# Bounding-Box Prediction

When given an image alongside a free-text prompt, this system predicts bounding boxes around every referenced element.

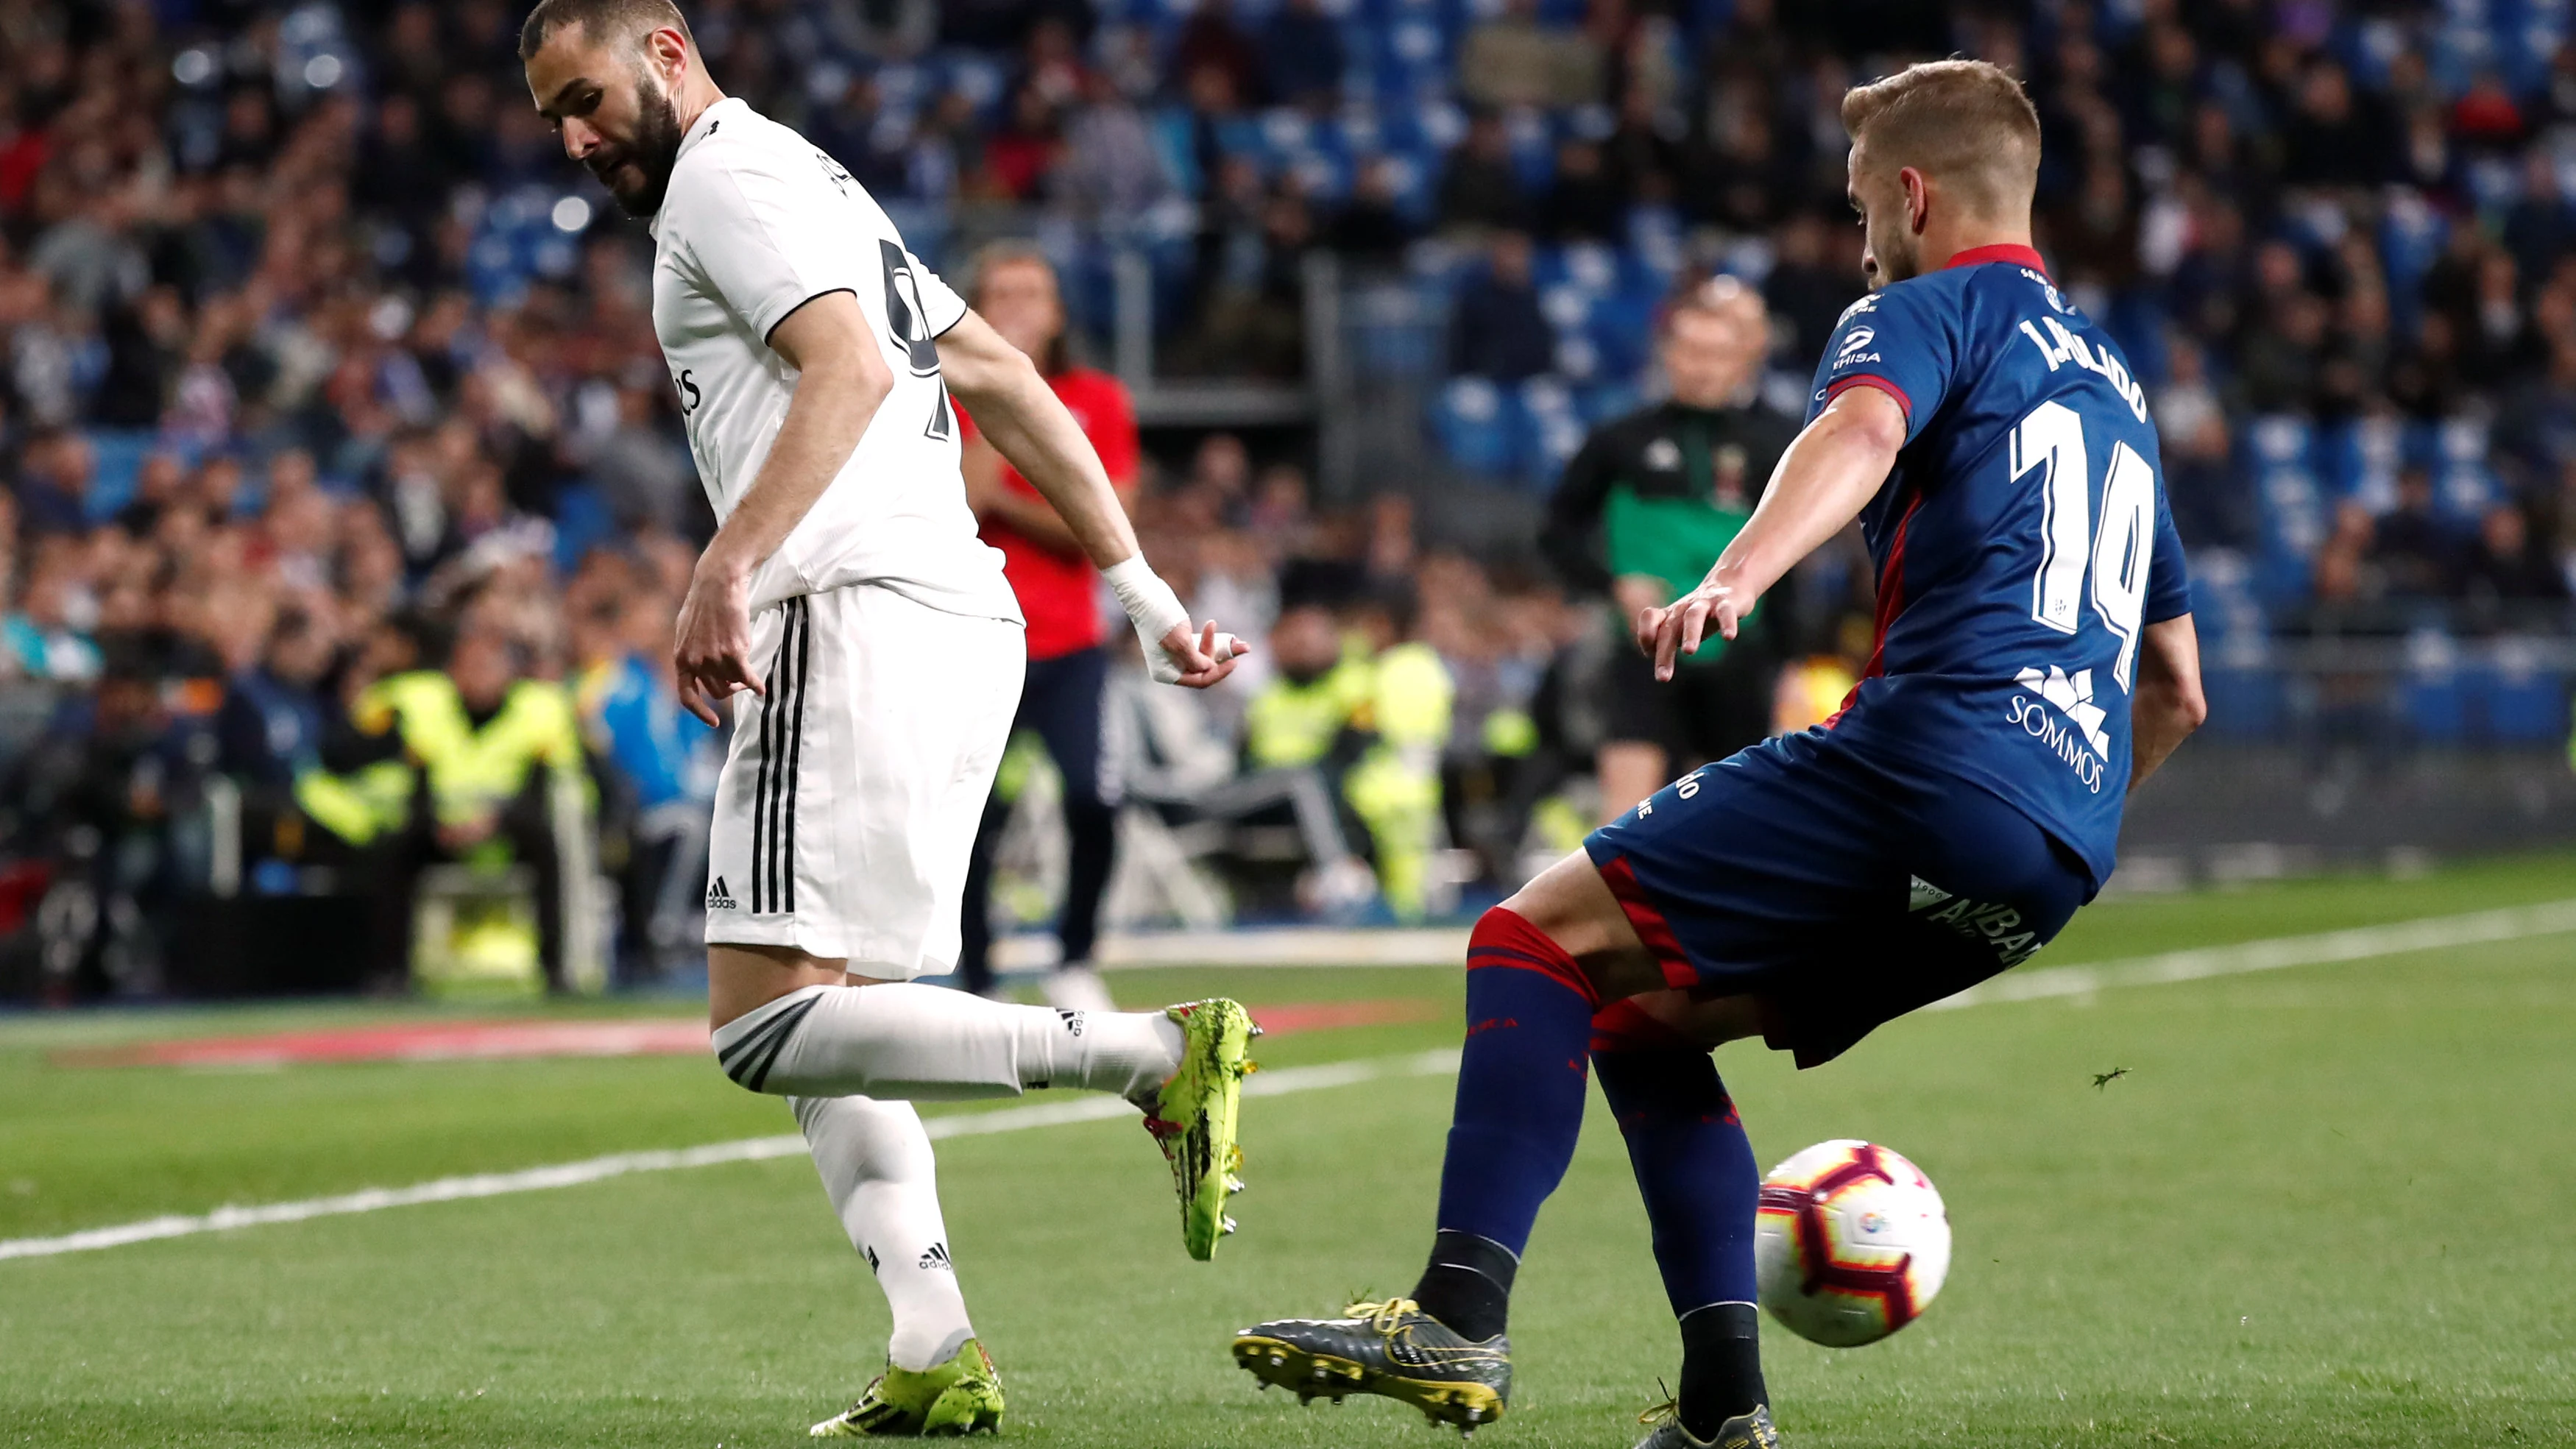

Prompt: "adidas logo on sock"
[705,876,736,910]
[919,1243,952,1271]
[1056,1009,1086,1037]
[865,1247,880,1272]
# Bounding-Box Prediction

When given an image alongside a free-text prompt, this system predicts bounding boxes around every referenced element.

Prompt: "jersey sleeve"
[2144,481,2192,623]
[1807,283,1958,445]
[914,258,968,337]
[683,149,880,344]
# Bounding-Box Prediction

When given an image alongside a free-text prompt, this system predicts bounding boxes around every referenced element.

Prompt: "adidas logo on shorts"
[1057,1009,1086,1037]
[706,876,736,910]
[919,1243,953,1271]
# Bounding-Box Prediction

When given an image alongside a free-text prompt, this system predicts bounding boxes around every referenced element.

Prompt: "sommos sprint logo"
[2007,665,2111,793]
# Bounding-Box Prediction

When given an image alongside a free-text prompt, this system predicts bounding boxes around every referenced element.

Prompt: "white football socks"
[715,983,1185,1103]
[792,1094,974,1372]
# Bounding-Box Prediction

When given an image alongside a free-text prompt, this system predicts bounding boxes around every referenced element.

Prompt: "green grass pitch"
[2,855,2573,1447]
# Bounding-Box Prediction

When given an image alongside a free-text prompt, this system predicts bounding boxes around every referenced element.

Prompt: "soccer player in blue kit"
[1232,60,2209,1448]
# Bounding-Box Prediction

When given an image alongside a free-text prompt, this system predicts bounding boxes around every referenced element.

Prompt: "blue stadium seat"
[2430,416,2500,521]
[551,483,616,574]
[2316,414,2404,511]
[1431,375,1520,478]
[1588,288,1659,380]
[1627,207,1686,283]
[1582,380,1643,424]
[2474,659,2572,743]
[2404,672,2468,742]
[1517,376,1587,489]
[81,430,164,523]
[2248,414,2324,550]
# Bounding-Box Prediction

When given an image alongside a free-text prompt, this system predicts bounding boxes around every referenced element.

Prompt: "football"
[1754,1140,1952,1347]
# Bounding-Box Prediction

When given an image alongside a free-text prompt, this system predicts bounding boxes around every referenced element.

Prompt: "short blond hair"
[1840,59,2041,219]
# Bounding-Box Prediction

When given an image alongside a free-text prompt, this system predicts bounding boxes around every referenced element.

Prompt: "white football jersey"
[648,97,1021,624]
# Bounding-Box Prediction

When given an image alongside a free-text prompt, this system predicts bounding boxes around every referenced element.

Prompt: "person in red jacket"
[954,244,1141,1010]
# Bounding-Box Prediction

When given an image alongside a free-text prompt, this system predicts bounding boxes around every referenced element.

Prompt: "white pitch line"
[10,897,2572,1266]
[1926,897,2576,1010]
[0,1049,1462,1264]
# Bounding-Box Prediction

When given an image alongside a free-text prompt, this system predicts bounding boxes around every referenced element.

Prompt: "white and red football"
[1753,1139,1952,1347]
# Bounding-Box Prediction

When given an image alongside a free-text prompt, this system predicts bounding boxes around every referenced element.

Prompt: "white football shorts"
[704,583,1025,977]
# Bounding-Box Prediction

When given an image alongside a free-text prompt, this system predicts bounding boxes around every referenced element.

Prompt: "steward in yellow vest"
[1240,584,1454,921]
[300,626,591,990]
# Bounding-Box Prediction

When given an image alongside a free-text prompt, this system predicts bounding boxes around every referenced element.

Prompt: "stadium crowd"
[4,0,2576,999]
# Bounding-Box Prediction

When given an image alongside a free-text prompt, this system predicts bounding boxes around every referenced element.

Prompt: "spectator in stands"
[216,609,333,793]
[13,429,91,537]
[2285,59,2398,191]
[574,588,715,984]
[981,79,1063,202]
[2,541,100,684]
[1435,110,1533,236]
[1448,230,1552,383]
[2457,503,2571,625]
[2156,337,2253,548]
[1185,167,1315,379]
[2375,468,2464,601]
[1,645,202,995]
[2504,152,2575,285]
[1541,138,1624,242]
[2498,335,2576,484]
[806,74,911,197]
[1329,156,1419,262]
[1760,210,1855,366]
[1174,0,1263,110]
[1057,68,1174,224]
[1460,0,1599,111]
[1263,0,1347,114]
[2237,287,2329,415]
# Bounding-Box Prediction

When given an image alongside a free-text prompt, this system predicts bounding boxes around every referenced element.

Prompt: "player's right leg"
[707,589,1252,1259]
[1232,852,1668,1431]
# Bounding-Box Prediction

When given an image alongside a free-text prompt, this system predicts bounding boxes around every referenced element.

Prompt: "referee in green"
[1543,276,1800,821]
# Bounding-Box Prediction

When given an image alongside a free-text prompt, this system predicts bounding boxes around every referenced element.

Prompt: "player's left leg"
[793,1094,1006,1437]
[1590,1000,1777,1449]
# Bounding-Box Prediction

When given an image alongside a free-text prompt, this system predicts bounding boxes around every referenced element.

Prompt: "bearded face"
[587,63,685,218]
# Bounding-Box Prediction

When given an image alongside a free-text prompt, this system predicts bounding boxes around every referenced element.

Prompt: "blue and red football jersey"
[1804,244,2191,887]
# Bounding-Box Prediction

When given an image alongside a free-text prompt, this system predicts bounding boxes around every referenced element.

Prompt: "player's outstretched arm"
[673,291,892,724]
[935,310,1242,688]
[1638,384,1906,680]
[2129,615,2207,791]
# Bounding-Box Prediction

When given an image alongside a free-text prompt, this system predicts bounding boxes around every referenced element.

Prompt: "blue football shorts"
[1584,727,2094,1067]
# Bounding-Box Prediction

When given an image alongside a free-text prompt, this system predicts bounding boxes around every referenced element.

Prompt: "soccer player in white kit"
[521,1,1255,1434]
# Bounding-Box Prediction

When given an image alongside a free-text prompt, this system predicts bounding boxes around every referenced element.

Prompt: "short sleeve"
[1805,283,1957,445]
[2144,481,2192,623]
[684,151,877,344]
[914,259,968,336]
